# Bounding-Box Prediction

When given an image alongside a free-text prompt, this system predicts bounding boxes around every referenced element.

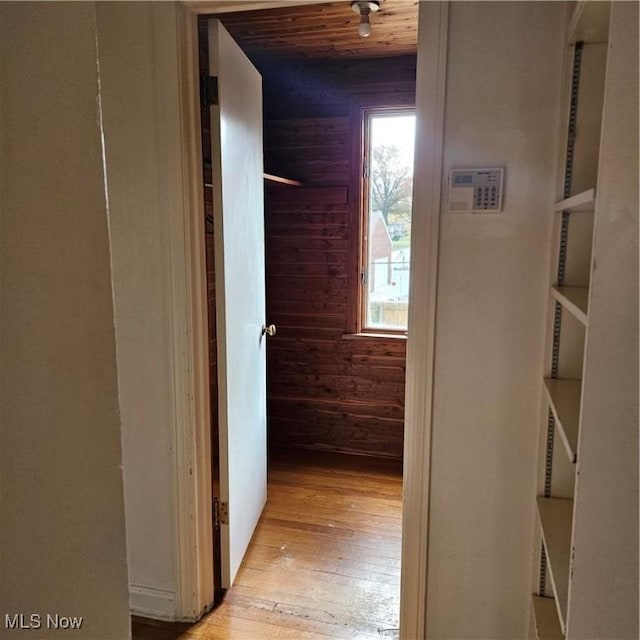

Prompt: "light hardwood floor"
[133,448,402,640]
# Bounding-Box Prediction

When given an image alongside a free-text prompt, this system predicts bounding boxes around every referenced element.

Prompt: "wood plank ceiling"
[218,0,418,60]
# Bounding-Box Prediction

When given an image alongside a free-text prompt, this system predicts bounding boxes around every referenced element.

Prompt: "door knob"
[262,324,276,337]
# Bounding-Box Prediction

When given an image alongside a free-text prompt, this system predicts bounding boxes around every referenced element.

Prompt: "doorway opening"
[198,3,417,637]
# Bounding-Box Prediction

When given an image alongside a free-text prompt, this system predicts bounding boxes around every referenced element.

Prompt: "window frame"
[347,94,416,338]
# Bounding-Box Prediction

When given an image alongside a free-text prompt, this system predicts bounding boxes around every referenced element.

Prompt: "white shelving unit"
[532,1,639,637]
[531,2,622,638]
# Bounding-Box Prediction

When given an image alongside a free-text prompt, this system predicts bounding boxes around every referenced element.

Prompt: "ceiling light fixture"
[351,1,380,38]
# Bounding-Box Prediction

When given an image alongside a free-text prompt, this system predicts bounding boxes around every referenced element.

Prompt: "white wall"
[0,3,131,638]
[95,1,186,619]
[567,2,639,637]
[424,2,565,637]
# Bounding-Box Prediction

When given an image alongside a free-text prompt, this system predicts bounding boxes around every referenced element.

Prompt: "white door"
[209,19,267,588]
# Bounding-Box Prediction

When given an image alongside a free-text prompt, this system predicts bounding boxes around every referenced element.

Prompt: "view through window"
[364,110,416,331]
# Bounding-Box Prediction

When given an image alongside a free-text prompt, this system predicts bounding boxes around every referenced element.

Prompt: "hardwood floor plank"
[219,584,395,639]
[261,503,401,532]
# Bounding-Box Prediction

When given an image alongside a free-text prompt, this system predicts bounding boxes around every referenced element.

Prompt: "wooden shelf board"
[543,378,581,463]
[568,0,610,44]
[532,596,564,640]
[554,188,596,213]
[536,497,573,634]
[264,173,302,187]
[267,185,348,204]
[551,286,589,326]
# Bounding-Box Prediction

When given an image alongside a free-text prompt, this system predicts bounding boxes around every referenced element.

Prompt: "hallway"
[134,449,402,639]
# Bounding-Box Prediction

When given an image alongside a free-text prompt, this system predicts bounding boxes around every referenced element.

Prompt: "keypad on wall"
[448,168,504,213]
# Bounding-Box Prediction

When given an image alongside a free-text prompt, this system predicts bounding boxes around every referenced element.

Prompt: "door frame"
[399,3,448,638]
[171,1,449,634]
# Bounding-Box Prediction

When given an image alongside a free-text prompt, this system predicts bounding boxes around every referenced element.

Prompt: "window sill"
[342,332,407,341]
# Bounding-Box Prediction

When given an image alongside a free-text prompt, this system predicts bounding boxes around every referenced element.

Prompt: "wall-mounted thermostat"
[448,168,504,213]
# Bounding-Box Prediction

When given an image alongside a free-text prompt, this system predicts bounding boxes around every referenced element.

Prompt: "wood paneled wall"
[259,55,416,459]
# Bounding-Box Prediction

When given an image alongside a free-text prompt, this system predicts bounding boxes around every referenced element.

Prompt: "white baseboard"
[129,585,177,621]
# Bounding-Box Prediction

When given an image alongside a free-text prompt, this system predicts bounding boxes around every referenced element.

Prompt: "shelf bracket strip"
[539,40,584,597]
[563,41,584,200]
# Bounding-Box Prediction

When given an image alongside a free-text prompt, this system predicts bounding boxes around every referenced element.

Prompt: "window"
[360,107,416,333]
